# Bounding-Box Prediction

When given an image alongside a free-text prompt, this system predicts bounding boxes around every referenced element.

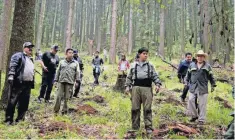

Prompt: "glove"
[211,86,215,92]
[8,75,14,85]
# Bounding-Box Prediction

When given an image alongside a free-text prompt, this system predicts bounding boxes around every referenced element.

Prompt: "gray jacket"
[125,61,161,87]
[55,59,80,85]
[184,62,216,94]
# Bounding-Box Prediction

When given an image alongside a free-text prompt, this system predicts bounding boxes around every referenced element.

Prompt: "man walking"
[38,45,60,103]
[125,47,161,138]
[54,48,80,114]
[5,42,35,125]
[177,53,192,102]
[92,51,104,85]
[73,50,84,98]
[185,50,216,125]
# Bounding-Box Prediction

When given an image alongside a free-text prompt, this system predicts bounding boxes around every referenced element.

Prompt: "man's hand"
[155,85,160,93]
[8,75,14,85]
[211,86,215,92]
[125,87,130,95]
[54,82,58,88]
[43,66,48,72]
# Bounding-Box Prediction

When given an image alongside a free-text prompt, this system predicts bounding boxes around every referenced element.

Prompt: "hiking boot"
[124,130,137,139]
[198,121,205,125]
[73,95,79,98]
[189,117,198,122]
[146,129,153,139]
[180,97,185,102]
[45,100,53,104]
[62,111,68,115]
[37,97,43,103]
[4,120,13,125]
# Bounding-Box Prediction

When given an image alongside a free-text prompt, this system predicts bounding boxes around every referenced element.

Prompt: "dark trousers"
[180,75,189,99]
[180,85,189,99]
[73,81,81,97]
[93,71,100,85]
[5,82,31,122]
[39,72,55,100]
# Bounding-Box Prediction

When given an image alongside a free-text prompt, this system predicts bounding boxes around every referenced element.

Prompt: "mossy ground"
[0,54,233,139]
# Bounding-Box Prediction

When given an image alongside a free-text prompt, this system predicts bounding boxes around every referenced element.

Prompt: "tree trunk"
[180,0,185,54]
[35,0,47,50]
[159,0,165,58]
[202,0,212,62]
[128,1,133,55]
[79,0,84,46]
[109,0,117,64]
[192,0,198,48]
[1,0,35,108]
[65,0,75,50]
[0,0,13,91]
[51,0,59,44]
[97,0,104,52]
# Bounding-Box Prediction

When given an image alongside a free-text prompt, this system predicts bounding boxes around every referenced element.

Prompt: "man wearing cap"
[125,47,161,138]
[54,48,80,114]
[185,50,216,125]
[73,50,84,98]
[92,51,104,85]
[38,45,60,103]
[5,42,35,125]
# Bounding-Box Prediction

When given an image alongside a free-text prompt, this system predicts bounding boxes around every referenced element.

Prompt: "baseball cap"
[23,42,34,48]
[51,45,59,51]
[73,50,78,54]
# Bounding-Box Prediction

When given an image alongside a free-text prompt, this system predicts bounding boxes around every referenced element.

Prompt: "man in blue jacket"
[5,42,35,125]
[177,52,192,102]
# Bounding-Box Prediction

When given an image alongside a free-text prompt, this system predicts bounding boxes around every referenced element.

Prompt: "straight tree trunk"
[192,0,197,48]
[159,0,165,58]
[203,0,211,61]
[65,0,75,50]
[79,0,84,45]
[180,0,185,54]
[51,0,59,44]
[109,0,117,64]
[128,1,133,55]
[1,0,36,108]
[0,0,13,91]
[35,0,47,50]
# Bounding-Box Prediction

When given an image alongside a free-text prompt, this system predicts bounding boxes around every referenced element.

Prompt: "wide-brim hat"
[195,50,208,58]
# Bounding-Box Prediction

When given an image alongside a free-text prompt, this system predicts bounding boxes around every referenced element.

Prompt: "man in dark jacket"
[5,42,35,125]
[185,50,216,125]
[38,45,59,103]
[178,52,192,102]
[92,51,104,85]
[73,50,84,98]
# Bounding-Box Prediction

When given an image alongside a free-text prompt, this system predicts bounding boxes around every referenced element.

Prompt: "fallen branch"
[158,54,178,70]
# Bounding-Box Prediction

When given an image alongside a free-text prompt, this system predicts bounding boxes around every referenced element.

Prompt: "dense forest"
[0,0,234,65]
[0,0,234,139]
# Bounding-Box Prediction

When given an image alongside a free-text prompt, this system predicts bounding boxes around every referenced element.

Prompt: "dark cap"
[23,42,34,48]
[51,45,59,51]
[73,50,78,54]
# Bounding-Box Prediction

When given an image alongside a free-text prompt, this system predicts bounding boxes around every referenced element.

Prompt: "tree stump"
[114,73,127,92]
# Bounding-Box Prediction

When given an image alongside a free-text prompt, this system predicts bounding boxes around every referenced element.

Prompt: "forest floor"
[0,54,233,139]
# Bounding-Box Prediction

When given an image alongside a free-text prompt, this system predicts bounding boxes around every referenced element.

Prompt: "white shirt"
[23,56,34,81]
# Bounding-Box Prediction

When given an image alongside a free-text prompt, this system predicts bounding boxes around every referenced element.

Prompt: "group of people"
[4,42,104,124]
[3,42,233,139]
[124,48,218,138]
